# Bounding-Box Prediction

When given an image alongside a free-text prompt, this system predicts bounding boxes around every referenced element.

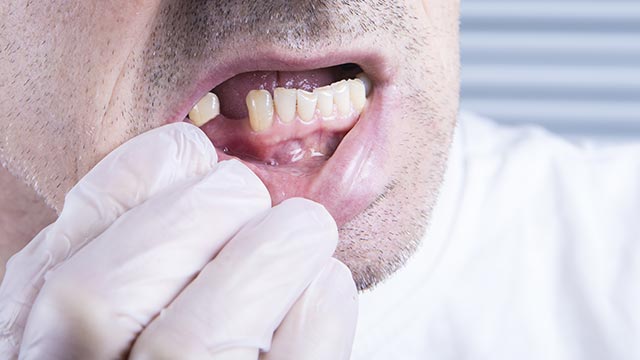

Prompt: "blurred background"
[459,0,640,141]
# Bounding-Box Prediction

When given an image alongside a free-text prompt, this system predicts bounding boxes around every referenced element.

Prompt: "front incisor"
[314,86,334,118]
[246,90,274,132]
[296,90,318,123]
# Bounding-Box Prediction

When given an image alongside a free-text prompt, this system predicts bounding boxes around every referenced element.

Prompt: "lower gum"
[220,132,343,167]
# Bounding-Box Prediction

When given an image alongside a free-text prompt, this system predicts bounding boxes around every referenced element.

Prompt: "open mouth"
[168,53,395,226]
[196,63,369,167]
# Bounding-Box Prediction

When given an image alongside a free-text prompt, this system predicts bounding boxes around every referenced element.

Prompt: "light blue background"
[460,0,640,140]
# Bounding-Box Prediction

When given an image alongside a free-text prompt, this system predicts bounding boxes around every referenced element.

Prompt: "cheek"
[49,2,161,168]
[418,0,461,40]
[78,3,160,162]
[0,1,162,209]
[418,0,461,93]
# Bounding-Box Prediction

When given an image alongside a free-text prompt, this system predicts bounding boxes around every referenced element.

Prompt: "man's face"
[0,0,459,289]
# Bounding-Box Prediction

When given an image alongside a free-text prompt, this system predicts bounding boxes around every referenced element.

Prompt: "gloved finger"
[260,258,358,360]
[129,198,338,360]
[18,159,270,360]
[0,122,216,356]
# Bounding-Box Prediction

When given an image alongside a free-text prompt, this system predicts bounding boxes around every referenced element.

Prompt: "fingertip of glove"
[321,259,358,301]
[213,159,271,206]
[272,198,339,256]
[280,198,337,233]
[161,122,217,163]
[90,122,218,175]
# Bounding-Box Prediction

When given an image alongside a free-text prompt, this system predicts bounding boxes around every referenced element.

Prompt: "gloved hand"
[0,122,358,359]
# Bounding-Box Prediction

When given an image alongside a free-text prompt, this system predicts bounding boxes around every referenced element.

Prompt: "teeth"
[274,88,297,124]
[356,73,372,96]
[246,90,274,132]
[348,79,366,113]
[296,90,318,123]
[331,80,350,116]
[188,92,220,127]
[314,86,334,119]
[241,74,372,129]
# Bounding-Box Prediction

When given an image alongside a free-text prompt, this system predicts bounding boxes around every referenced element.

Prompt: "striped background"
[459,0,640,139]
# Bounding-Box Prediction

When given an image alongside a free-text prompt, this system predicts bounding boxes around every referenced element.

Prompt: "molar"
[188,92,220,127]
[246,90,274,132]
[296,90,318,123]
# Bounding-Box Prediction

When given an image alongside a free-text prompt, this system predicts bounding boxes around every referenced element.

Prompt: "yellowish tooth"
[331,80,350,116]
[188,92,220,127]
[356,72,372,96]
[314,86,334,119]
[296,89,318,123]
[246,90,274,132]
[348,79,366,113]
[274,88,297,124]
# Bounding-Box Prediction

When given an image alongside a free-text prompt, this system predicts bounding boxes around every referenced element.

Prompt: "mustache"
[152,1,345,53]
[146,0,409,56]
[138,0,415,116]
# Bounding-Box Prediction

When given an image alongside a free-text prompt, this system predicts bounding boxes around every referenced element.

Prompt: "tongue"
[213,64,361,119]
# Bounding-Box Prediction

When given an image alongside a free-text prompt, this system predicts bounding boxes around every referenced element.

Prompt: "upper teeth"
[188,73,371,132]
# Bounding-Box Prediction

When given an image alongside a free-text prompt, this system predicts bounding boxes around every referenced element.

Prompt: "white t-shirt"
[352,112,640,359]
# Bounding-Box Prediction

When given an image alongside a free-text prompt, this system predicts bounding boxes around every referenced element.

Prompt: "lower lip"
[221,86,393,227]
[177,84,395,227]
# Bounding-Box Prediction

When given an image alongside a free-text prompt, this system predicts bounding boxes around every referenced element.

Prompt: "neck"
[0,166,57,281]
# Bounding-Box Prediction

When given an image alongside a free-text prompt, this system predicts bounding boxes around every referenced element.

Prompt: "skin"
[0,0,460,288]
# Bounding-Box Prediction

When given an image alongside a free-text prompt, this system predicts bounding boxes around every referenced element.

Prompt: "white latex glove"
[0,122,358,359]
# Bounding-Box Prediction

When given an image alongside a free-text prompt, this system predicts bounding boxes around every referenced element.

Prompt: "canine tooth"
[348,79,366,113]
[296,89,318,123]
[331,80,350,116]
[314,86,334,118]
[246,90,274,132]
[274,88,296,124]
[188,92,220,127]
[356,73,372,96]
